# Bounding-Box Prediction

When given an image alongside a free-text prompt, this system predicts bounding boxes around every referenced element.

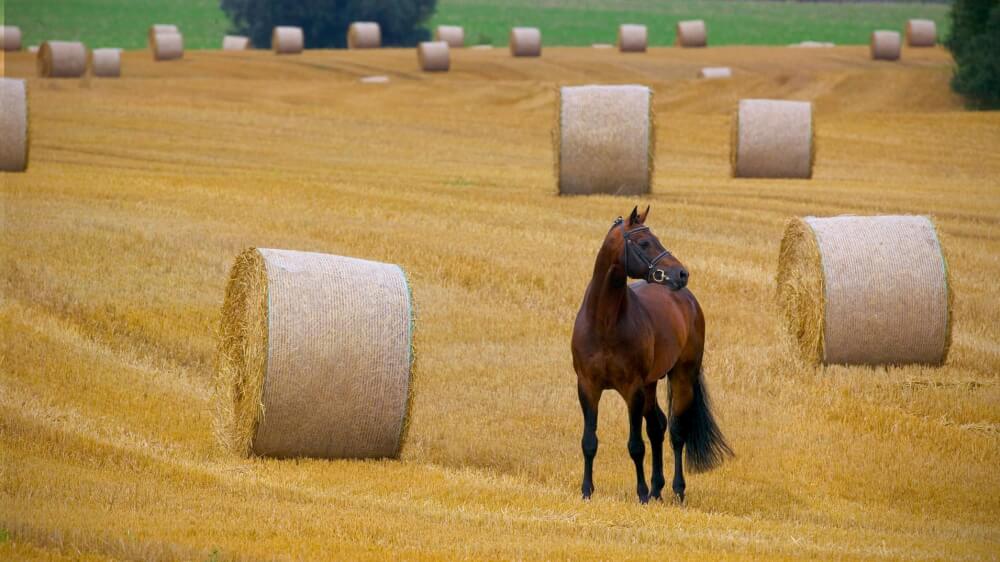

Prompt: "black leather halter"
[615,217,671,284]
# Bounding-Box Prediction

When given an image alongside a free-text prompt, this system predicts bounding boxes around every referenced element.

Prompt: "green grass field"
[4,0,951,50]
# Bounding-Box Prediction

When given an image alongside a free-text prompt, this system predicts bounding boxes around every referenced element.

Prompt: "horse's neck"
[585,244,630,336]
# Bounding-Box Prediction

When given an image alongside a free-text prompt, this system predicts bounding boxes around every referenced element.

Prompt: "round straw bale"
[871,30,901,61]
[2,26,22,51]
[675,20,707,47]
[0,78,28,172]
[905,19,937,47]
[731,99,813,179]
[618,24,647,53]
[223,35,251,50]
[151,32,183,61]
[148,24,178,48]
[556,85,653,196]
[435,25,464,48]
[510,27,541,57]
[699,66,731,79]
[272,26,303,54]
[418,41,450,72]
[216,248,414,459]
[776,215,951,366]
[90,48,121,77]
[37,41,87,78]
[348,22,381,49]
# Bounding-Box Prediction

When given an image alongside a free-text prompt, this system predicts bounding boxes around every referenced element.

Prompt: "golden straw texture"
[348,22,381,49]
[510,27,542,57]
[699,66,731,79]
[90,48,121,78]
[732,99,813,179]
[37,41,87,78]
[871,30,902,61]
[435,25,464,48]
[272,27,303,54]
[222,35,251,51]
[905,19,937,47]
[676,20,707,47]
[418,41,450,72]
[617,24,647,53]
[556,85,653,195]
[2,26,22,51]
[0,78,28,172]
[152,32,183,61]
[776,217,825,364]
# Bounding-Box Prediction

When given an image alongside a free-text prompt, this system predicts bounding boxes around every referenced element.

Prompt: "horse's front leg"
[626,385,650,503]
[578,381,601,500]
[643,382,667,501]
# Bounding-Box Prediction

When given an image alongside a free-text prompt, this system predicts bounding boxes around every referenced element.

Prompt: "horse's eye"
[639,240,650,249]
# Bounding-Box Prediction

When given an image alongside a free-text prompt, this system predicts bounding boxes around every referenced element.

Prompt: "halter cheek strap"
[616,218,671,284]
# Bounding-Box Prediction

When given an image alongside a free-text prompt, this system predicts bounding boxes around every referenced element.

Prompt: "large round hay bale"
[871,30,901,61]
[418,41,450,72]
[2,26,22,51]
[151,32,183,61]
[0,78,28,172]
[556,85,653,196]
[37,41,87,78]
[435,25,464,48]
[148,24,178,48]
[348,22,381,49]
[272,26,303,54]
[699,66,731,79]
[90,48,121,78]
[618,24,647,53]
[905,19,937,47]
[776,215,951,366]
[676,20,707,47]
[216,248,414,459]
[510,27,541,57]
[222,35,251,50]
[731,99,813,179]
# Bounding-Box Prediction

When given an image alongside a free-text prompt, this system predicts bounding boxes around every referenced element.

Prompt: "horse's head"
[611,206,689,291]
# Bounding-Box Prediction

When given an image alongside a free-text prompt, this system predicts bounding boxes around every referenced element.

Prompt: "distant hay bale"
[871,30,901,61]
[222,35,251,50]
[675,20,707,47]
[776,215,951,366]
[789,41,835,48]
[731,99,813,179]
[699,66,731,79]
[418,41,450,72]
[37,41,87,78]
[618,24,647,53]
[510,27,541,57]
[905,19,937,47]
[348,22,381,49]
[360,75,390,84]
[216,248,414,459]
[151,32,183,61]
[90,48,121,78]
[2,26,22,51]
[556,85,653,196]
[435,25,464,48]
[272,26,303,54]
[0,78,28,172]
[148,24,178,48]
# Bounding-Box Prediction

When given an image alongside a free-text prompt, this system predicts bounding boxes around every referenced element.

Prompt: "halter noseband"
[615,217,671,284]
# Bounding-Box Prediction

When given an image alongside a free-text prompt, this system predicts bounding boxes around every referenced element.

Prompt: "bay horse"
[571,206,732,503]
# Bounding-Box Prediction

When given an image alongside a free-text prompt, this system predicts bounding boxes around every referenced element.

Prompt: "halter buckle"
[651,269,667,283]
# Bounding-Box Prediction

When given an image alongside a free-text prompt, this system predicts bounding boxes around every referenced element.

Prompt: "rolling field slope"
[1,46,999,560]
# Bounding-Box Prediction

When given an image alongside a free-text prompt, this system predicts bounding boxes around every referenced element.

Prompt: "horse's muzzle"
[651,266,688,290]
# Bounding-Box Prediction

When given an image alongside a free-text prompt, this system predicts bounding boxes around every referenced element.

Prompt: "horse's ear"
[628,206,640,226]
[638,205,650,224]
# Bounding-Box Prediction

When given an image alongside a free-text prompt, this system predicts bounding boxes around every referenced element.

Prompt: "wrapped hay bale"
[216,248,414,459]
[871,30,901,61]
[348,22,381,49]
[510,27,541,57]
[731,99,813,179]
[2,26,22,51]
[556,85,653,196]
[905,19,937,47]
[148,24,178,48]
[0,78,28,172]
[699,66,731,79]
[676,20,707,47]
[618,24,647,53]
[90,48,121,78]
[37,41,87,78]
[418,41,450,72]
[223,35,251,50]
[152,32,183,61]
[272,26,303,54]
[776,215,951,366]
[435,25,464,48]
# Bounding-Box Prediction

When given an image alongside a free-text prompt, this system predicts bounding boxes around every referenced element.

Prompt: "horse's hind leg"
[668,365,695,504]
[643,382,667,501]
[578,381,601,500]
[626,385,650,503]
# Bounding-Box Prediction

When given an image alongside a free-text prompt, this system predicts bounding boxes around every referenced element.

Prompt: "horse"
[571,206,732,504]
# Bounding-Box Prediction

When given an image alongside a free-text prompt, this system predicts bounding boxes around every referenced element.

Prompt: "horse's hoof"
[650,492,663,502]
[638,494,650,504]
[674,492,685,505]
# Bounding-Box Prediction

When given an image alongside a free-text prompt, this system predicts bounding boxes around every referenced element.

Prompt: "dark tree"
[221,0,437,49]
[946,0,1000,109]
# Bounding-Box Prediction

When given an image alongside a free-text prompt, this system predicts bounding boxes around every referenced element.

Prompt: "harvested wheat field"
[1,45,999,560]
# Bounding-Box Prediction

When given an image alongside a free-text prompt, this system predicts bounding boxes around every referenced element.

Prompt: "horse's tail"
[678,366,733,473]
